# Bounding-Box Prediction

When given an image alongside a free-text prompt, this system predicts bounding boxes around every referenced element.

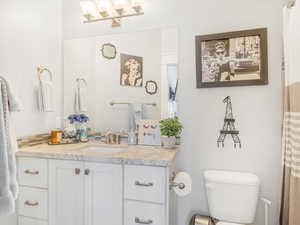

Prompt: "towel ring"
[76,78,87,87]
[37,66,53,81]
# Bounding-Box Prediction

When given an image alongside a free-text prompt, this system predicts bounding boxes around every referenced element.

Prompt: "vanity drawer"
[124,201,165,225]
[18,216,48,225]
[124,165,166,204]
[18,187,48,220]
[18,158,48,188]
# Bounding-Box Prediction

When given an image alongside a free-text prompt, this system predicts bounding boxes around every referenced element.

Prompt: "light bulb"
[80,1,98,20]
[97,0,109,12]
[131,0,142,7]
[114,0,127,10]
[97,0,110,17]
[131,0,143,13]
[80,1,96,14]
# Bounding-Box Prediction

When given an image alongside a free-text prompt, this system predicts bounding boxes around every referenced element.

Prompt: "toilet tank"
[204,170,260,224]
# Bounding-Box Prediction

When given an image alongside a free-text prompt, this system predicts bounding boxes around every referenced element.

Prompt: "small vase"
[63,122,77,138]
[161,136,176,149]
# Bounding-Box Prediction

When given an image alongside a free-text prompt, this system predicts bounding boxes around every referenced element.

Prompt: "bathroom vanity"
[15,26,180,225]
[16,143,178,225]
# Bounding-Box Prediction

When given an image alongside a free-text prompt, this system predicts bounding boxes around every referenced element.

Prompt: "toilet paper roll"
[173,172,192,197]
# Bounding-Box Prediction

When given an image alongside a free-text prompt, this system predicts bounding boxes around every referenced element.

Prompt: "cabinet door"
[49,160,84,225]
[84,163,123,225]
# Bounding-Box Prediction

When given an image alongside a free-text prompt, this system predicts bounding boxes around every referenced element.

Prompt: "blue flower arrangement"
[68,114,89,124]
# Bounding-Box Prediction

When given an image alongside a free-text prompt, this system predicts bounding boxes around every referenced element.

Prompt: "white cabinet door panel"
[49,160,84,225]
[84,162,123,225]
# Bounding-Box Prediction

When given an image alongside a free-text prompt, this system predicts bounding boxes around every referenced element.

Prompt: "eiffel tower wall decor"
[217,96,241,148]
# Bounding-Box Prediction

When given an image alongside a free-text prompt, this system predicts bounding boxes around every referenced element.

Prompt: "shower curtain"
[280,2,300,225]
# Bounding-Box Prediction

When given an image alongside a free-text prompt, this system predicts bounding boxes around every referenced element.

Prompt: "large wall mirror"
[63,27,179,133]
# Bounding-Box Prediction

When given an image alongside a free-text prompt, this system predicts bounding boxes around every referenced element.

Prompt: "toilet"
[204,170,260,225]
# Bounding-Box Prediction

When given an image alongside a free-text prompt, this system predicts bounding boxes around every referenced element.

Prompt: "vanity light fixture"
[80,0,144,27]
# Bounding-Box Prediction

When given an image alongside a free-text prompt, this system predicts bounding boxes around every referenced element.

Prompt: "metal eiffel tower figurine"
[217,96,241,148]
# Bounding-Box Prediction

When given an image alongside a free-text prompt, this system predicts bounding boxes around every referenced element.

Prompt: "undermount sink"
[80,145,124,153]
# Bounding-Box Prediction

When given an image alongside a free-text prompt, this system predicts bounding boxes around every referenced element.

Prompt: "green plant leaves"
[159,117,183,137]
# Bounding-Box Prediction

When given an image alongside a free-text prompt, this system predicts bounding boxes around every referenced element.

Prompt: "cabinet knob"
[84,169,90,176]
[135,217,153,224]
[24,200,39,207]
[75,168,81,175]
[135,181,154,187]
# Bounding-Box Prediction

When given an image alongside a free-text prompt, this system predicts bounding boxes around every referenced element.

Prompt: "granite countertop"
[16,141,178,167]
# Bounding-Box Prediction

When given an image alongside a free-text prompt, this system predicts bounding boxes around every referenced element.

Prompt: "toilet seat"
[217,222,244,225]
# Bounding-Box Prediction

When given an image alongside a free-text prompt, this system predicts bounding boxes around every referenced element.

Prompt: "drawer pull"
[135,181,154,187]
[75,168,81,175]
[24,170,39,175]
[135,217,153,224]
[24,200,39,207]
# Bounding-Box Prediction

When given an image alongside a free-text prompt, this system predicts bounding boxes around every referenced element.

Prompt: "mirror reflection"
[101,43,117,59]
[63,27,178,134]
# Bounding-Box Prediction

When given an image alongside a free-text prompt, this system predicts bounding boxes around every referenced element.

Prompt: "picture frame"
[120,53,143,87]
[195,28,268,88]
[145,80,158,95]
[101,43,117,59]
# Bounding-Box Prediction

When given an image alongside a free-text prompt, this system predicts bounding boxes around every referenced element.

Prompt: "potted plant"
[159,117,183,149]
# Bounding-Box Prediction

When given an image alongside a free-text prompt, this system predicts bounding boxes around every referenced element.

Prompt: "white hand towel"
[0,76,22,215]
[74,86,87,113]
[78,86,87,112]
[133,103,143,122]
[39,80,54,112]
[128,103,145,132]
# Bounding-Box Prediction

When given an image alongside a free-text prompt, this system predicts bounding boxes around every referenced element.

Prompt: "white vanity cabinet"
[17,156,173,225]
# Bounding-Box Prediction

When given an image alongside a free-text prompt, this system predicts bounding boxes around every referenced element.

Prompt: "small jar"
[51,130,62,144]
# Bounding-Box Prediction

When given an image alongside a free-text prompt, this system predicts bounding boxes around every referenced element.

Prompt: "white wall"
[64,29,162,132]
[0,0,62,224]
[63,0,284,225]
[0,0,62,138]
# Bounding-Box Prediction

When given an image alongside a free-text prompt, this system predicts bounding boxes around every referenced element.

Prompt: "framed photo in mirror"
[145,80,158,95]
[120,54,143,87]
[101,43,117,59]
[195,28,268,88]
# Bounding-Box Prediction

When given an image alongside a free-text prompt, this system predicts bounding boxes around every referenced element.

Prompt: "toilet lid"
[217,222,244,225]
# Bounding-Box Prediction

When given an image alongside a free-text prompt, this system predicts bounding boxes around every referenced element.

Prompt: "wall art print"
[195,28,268,88]
[120,53,143,87]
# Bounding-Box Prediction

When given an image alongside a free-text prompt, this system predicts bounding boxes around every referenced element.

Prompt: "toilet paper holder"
[169,172,186,190]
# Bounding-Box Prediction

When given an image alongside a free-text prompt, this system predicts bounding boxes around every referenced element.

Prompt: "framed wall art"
[120,53,143,87]
[145,80,158,95]
[195,28,268,88]
[101,43,117,59]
